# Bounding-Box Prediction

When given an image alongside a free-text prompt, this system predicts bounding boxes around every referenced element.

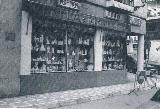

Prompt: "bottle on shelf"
[47,46,50,53]
[68,39,71,45]
[39,34,44,43]
[46,37,50,44]
[52,47,55,53]
[78,37,83,44]
[72,51,75,56]
[40,43,45,52]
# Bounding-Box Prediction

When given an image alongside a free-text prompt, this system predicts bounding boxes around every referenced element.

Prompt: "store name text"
[130,16,141,27]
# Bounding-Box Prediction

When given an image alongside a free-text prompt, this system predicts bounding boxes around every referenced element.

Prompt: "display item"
[102,34,126,70]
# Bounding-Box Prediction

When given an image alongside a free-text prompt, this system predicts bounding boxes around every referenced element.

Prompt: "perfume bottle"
[40,43,45,51]
[78,37,83,44]
[68,39,71,45]
[46,37,50,44]
[39,34,44,43]
[47,46,50,53]
[72,51,75,56]
[68,59,73,68]
[52,47,55,53]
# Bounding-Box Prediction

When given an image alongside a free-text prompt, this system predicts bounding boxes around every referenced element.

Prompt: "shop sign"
[52,8,127,31]
[57,0,80,10]
[105,10,121,20]
[26,2,128,32]
[129,16,141,27]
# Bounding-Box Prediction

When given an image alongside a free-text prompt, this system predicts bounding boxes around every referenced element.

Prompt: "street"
[56,89,158,109]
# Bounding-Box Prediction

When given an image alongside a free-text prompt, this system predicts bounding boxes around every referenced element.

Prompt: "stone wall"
[0,0,22,97]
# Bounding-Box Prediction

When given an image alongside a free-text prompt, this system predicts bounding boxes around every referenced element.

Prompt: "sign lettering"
[130,16,141,26]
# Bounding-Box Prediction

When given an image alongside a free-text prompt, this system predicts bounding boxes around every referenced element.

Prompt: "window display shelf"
[31,19,94,73]
[47,63,63,65]
[103,60,122,62]
[32,60,46,62]
[102,35,126,70]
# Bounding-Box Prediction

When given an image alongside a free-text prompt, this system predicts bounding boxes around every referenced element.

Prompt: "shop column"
[94,29,103,71]
[137,35,144,71]
[20,11,32,75]
[0,0,22,97]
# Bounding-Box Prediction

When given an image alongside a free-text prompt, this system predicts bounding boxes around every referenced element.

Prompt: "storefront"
[128,15,146,72]
[19,0,129,95]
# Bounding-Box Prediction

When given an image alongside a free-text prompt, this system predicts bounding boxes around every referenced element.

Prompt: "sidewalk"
[0,73,159,109]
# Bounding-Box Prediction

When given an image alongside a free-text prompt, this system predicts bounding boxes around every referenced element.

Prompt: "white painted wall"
[94,29,103,71]
[20,11,32,75]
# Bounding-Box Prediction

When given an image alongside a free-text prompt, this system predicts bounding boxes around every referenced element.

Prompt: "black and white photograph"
[0,0,160,108]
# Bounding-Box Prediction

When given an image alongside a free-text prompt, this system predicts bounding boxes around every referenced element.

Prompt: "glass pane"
[67,27,94,72]
[31,20,66,73]
[102,34,126,70]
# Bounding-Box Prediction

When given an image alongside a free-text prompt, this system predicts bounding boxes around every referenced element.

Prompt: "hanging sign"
[58,0,80,10]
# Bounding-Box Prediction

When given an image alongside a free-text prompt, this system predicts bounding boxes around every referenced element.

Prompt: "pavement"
[57,88,158,109]
[0,73,159,109]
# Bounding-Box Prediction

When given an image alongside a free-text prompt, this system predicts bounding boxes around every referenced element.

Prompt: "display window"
[31,21,66,73]
[102,33,126,70]
[31,19,94,73]
[67,29,94,72]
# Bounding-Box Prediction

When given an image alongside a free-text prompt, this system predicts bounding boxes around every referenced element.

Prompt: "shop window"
[67,30,94,72]
[102,34,126,70]
[31,25,66,73]
[31,19,94,73]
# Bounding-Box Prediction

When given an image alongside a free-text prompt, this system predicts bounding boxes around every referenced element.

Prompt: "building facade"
[0,0,147,97]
